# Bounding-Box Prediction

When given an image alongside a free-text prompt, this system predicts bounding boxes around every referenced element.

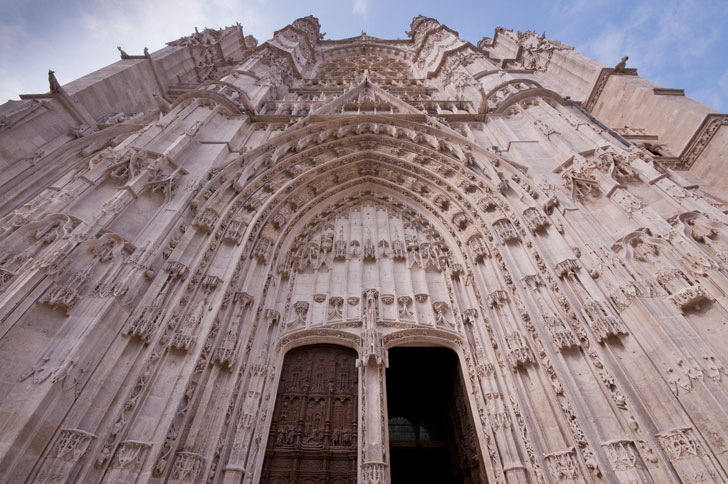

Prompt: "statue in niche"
[349,240,361,259]
[363,289,379,327]
[392,236,406,259]
[321,227,334,253]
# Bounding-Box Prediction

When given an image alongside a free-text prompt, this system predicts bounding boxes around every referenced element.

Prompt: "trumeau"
[0,14,727,484]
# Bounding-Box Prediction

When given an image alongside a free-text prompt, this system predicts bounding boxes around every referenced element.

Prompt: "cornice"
[414,25,462,59]
[583,67,638,113]
[676,113,728,170]
[273,24,316,62]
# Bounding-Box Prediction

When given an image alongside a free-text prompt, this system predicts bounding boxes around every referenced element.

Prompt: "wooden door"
[261,345,358,483]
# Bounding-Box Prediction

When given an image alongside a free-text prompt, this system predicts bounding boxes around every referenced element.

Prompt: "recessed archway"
[386,346,486,484]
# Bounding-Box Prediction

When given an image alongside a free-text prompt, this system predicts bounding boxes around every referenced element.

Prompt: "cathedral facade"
[1,14,728,484]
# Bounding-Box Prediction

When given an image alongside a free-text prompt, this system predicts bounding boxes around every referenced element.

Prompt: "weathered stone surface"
[0,14,727,484]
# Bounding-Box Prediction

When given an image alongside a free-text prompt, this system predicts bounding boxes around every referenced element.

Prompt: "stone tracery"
[0,13,727,484]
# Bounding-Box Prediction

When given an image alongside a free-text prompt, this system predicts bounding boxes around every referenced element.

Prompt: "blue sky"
[1,0,727,112]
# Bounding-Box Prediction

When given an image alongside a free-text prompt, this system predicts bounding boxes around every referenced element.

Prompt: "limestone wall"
[0,15,727,484]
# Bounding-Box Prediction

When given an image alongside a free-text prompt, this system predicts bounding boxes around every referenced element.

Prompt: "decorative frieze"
[52,429,96,462]
[328,296,344,320]
[679,114,728,169]
[669,285,712,312]
[544,315,579,350]
[124,302,164,343]
[112,440,152,470]
[169,452,205,483]
[583,301,627,342]
[493,218,520,243]
[506,331,534,369]
[397,295,413,319]
[657,427,703,461]
[291,300,309,326]
[544,448,580,482]
[361,461,388,484]
[522,207,550,233]
[602,439,639,471]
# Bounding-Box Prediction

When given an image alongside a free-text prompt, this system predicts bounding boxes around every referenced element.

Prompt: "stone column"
[221,362,267,484]
[358,289,390,484]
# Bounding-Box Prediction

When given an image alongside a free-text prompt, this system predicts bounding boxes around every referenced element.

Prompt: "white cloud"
[353,0,369,16]
[696,68,728,111]
[580,1,725,71]
[551,0,609,16]
[0,0,284,102]
[588,29,625,67]
[573,0,727,110]
[1,0,726,112]
[0,21,25,48]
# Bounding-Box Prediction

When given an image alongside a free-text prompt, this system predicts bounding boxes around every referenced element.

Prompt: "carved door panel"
[261,345,358,483]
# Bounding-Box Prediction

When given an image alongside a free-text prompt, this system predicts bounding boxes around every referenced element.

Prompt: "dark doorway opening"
[386,347,486,484]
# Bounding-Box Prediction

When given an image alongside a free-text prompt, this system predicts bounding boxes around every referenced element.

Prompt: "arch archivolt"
[153,113,581,376]
[154,114,603,484]
[179,117,565,344]
[88,110,610,484]
[483,78,567,114]
[190,116,534,253]
[232,114,505,169]
[276,328,361,356]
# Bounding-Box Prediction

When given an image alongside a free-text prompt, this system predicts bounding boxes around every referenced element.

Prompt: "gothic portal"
[1,13,728,484]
